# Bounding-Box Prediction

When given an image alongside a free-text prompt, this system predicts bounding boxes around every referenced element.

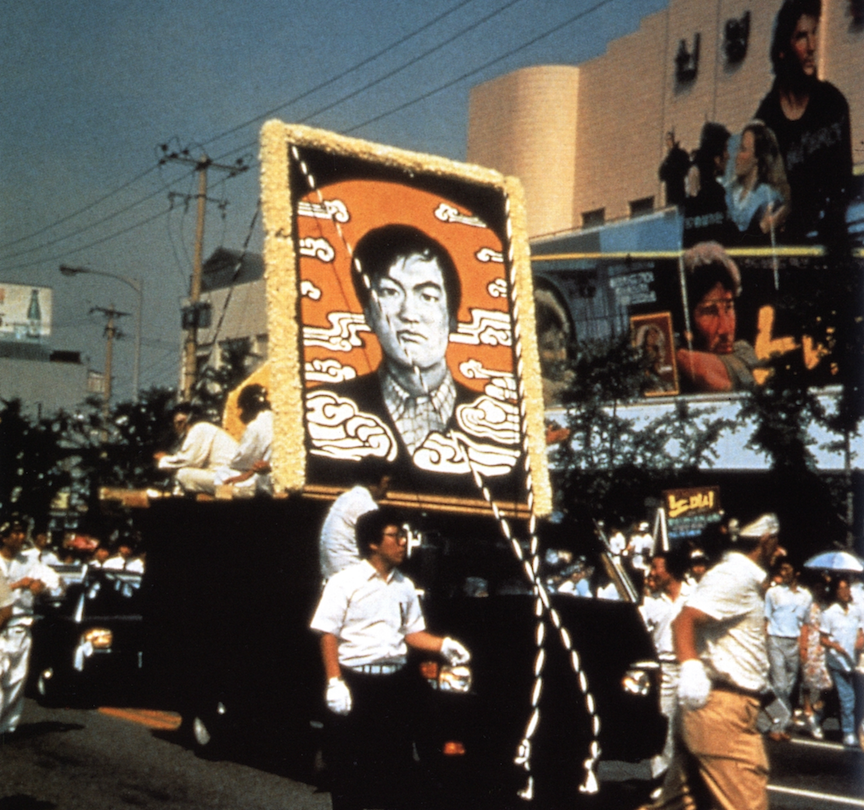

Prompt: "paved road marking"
[790,737,863,753]
[98,707,182,731]
[768,786,864,807]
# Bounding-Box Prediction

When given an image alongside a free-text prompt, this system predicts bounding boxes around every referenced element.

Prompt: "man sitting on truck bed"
[310,507,470,810]
[154,403,238,495]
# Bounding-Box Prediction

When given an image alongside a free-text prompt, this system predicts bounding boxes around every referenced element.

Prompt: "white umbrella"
[803,550,864,573]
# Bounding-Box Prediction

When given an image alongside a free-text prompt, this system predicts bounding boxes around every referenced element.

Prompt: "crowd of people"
[0,514,147,739]
[658,0,853,250]
[629,514,864,810]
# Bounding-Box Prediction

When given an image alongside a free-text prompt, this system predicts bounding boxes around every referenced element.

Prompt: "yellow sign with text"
[664,486,721,520]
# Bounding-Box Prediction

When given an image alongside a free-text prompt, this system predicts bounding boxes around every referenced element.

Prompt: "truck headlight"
[82,627,113,650]
[420,661,473,693]
[622,661,659,696]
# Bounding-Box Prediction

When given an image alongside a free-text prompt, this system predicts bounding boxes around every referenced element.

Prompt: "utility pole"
[91,305,129,420]
[158,145,249,399]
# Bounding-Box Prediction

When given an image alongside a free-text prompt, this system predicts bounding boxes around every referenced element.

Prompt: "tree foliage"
[553,335,736,526]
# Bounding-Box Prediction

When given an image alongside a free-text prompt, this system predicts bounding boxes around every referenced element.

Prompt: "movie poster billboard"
[533,245,858,402]
[260,123,550,516]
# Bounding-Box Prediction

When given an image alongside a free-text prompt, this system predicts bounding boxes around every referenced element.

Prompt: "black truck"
[129,494,664,808]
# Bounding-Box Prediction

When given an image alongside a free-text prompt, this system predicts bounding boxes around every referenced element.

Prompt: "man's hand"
[678,658,711,710]
[326,677,352,715]
[440,637,471,666]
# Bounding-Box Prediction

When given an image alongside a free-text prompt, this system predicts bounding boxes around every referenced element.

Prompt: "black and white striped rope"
[290,146,601,799]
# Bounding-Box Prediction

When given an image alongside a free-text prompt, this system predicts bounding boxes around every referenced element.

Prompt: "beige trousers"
[645,687,769,810]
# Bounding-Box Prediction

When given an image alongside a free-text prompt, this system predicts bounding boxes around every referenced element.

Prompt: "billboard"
[260,123,550,516]
[533,245,859,402]
[0,283,52,340]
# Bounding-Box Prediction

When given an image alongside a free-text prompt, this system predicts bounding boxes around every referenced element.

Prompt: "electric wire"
[200,0,480,151]
[346,0,617,134]
[0,164,159,253]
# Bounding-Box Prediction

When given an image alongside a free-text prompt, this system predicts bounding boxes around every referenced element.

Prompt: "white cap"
[738,513,779,539]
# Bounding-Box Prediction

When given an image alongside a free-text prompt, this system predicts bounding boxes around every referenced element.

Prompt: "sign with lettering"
[664,486,721,520]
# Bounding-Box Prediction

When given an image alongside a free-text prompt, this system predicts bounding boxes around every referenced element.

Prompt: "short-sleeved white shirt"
[686,551,769,692]
[0,552,61,626]
[318,487,378,580]
[764,583,812,638]
[820,602,863,673]
[640,582,691,662]
[310,560,425,669]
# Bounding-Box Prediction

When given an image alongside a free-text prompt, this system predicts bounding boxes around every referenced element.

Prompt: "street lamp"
[59,265,144,402]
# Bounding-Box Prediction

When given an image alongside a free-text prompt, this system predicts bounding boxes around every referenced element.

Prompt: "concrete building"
[467,0,864,238]
[190,247,269,376]
[0,343,91,419]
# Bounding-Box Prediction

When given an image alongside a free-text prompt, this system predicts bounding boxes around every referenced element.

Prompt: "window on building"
[629,197,655,218]
[582,208,606,229]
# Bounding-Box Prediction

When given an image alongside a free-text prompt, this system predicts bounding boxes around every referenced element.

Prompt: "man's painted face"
[693,282,736,354]
[789,14,818,77]
[367,254,451,373]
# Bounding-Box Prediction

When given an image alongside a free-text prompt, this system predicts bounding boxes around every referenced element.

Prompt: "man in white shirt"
[319,465,391,581]
[764,559,811,740]
[0,517,60,736]
[155,404,238,494]
[820,577,864,748]
[640,513,779,810]
[311,507,469,810]
[215,384,274,495]
[640,551,690,784]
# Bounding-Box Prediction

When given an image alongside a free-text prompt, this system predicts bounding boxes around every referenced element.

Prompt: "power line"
[0,205,170,273]
[347,0,618,135]
[0,164,159,254]
[0,172,188,264]
[201,0,480,152]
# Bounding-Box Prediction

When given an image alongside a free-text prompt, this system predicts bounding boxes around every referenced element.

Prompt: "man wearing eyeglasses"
[311,507,470,810]
[675,242,764,393]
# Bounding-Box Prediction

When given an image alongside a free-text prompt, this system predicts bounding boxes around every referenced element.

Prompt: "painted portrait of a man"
[258,124,549,513]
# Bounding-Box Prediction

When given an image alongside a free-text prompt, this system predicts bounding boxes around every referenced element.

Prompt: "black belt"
[351,662,405,675]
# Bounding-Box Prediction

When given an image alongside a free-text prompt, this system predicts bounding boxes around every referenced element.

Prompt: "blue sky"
[0,0,667,400]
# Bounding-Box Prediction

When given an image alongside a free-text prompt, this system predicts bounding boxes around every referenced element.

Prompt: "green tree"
[0,398,68,521]
[554,335,736,527]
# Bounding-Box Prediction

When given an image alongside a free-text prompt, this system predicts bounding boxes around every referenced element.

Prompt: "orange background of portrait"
[298,179,514,393]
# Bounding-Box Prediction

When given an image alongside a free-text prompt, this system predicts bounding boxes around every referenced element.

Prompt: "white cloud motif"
[305,358,357,384]
[306,390,396,462]
[456,395,520,445]
[458,359,515,385]
[299,236,336,262]
[413,430,519,477]
[433,202,487,229]
[297,198,350,223]
[484,375,518,402]
[476,248,504,264]
[486,278,508,298]
[450,309,513,347]
[303,312,370,352]
[300,279,322,300]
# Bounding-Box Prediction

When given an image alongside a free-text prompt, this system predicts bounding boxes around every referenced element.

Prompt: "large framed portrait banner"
[260,122,551,517]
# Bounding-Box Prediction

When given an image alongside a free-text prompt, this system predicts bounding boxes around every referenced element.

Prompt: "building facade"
[467,0,863,238]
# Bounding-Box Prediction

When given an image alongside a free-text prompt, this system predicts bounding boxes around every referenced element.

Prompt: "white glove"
[678,658,711,711]
[326,677,352,716]
[440,637,471,666]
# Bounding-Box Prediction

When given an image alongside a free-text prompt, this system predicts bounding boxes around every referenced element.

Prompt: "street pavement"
[1,699,862,810]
